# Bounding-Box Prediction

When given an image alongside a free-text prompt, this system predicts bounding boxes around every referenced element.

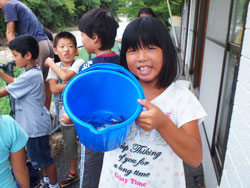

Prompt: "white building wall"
[220,4,250,188]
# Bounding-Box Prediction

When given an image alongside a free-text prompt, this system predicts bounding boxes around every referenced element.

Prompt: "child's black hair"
[138,8,156,17]
[53,31,77,48]
[119,17,179,89]
[9,34,39,59]
[78,8,119,50]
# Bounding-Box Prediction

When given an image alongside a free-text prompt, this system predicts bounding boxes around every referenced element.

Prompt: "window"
[211,0,248,181]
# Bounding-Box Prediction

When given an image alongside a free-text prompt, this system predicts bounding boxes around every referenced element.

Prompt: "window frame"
[210,0,248,182]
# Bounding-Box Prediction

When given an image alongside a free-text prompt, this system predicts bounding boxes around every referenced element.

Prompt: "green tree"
[0,13,5,36]
[0,0,179,36]
[100,0,120,18]
[22,0,78,29]
[117,0,182,27]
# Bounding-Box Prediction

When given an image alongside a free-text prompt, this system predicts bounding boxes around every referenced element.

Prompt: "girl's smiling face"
[126,45,163,86]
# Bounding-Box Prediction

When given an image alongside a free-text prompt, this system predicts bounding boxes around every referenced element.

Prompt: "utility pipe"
[167,0,179,48]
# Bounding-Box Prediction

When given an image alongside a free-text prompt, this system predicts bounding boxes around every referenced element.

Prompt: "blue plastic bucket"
[63,63,145,152]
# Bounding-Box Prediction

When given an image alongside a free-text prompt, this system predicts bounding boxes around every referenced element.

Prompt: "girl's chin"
[138,78,154,83]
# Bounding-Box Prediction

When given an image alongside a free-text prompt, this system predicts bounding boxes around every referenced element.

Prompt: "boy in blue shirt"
[45,8,119,188]
[0,35,59,188]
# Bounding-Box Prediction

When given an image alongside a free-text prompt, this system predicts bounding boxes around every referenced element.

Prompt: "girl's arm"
[0,70,14,84]
[48,79,66,94]
[45,58,77,81]
[137,99,202,168]
[10,148,30,188]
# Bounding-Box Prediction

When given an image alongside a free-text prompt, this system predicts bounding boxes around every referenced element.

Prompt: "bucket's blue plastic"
[63,63,145,152]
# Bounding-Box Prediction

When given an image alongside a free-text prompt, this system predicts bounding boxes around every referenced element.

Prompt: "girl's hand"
[136,99,168,132]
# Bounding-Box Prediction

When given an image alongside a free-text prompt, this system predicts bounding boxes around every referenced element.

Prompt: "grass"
[0,67,24,115]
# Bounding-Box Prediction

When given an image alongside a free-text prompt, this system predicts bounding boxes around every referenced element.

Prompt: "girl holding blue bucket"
[99,17,207,188]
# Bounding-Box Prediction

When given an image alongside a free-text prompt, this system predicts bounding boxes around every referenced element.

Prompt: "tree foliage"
[0,0,120,36]
[117,0,182,27]
[0,0,181,37]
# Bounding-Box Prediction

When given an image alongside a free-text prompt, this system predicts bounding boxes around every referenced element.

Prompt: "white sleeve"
[176,88,207,127]
[46,66,59,82]
[70,59,85,74]
[46,62,61,82]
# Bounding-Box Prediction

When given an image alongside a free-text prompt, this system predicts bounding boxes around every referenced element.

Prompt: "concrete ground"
[54,149,80,188]
[51,132,80,188]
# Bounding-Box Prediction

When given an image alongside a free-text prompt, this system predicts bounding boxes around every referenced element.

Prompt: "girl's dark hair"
[119,17,179,89]
[9,34,39,59]
[138,8,156,17]
[78,8,119,50]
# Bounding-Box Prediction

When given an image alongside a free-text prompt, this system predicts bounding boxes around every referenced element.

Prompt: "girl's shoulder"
[162,81,192,98]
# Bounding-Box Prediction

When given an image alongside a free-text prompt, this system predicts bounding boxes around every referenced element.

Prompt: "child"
[0,35,59,188]
[116,7,156,54]
[45,8,119,188]
[45,9,119,80]
[46,31,84,187]
[99,17,207,188]
[0,115,29,188]
[138,7,156,17]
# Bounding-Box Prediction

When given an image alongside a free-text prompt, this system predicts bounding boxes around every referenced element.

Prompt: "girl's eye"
[148,46,156,50]
[127,48,136,53]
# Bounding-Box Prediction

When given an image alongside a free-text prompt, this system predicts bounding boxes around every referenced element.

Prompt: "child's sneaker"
[35,181,49,188]
[60,173,79,187]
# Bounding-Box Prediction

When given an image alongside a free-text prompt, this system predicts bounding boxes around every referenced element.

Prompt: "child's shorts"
[26,135,54,170]
[61,125,78,159]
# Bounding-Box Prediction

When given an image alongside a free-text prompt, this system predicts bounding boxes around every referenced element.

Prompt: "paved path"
[54,148,80,188]
[0,47,12,64]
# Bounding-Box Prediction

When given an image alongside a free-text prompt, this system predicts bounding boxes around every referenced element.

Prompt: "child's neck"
[95,49,112,56]
[141,82,166,101]
[61,61,74,67]
[25,61,37,71]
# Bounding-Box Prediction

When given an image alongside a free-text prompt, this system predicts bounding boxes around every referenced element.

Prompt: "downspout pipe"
[167,0,179,48]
